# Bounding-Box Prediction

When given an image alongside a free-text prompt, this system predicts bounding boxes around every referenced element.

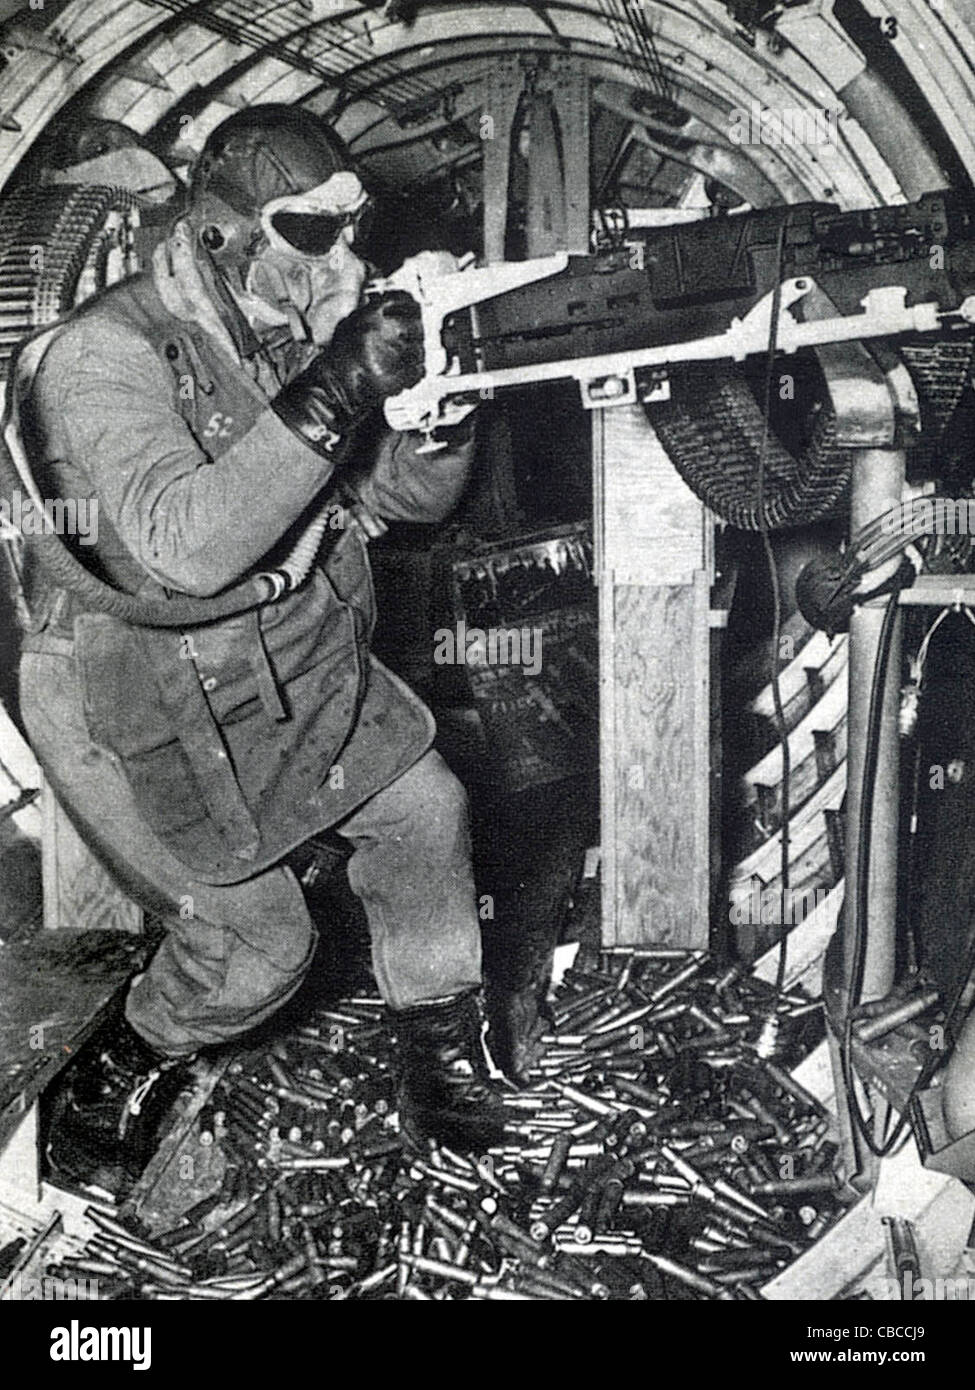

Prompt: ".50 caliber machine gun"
[377,192,975,1185]
[377,192,975,447]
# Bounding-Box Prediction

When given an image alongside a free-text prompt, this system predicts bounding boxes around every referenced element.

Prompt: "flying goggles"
[260,169,374,257]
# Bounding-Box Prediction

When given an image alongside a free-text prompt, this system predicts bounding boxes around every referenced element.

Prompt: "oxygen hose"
[0,404,334,630]
[271,504,337,595]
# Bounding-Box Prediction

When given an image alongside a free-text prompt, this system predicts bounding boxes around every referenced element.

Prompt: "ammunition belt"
[0,183,138,379]
[900,337,975,472]
[648,362,847,532]
[649,337,974,532]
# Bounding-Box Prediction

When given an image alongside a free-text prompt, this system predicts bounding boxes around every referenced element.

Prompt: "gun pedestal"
[843,446,905,1007]
[820,345,908,1183]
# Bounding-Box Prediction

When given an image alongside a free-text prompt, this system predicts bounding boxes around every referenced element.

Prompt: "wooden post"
[595,404,711,947]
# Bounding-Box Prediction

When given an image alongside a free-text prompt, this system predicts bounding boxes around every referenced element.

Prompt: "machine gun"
[378,192,975,444]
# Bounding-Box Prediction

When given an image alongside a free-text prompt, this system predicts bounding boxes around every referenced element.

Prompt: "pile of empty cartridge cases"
[48,948,847,1300]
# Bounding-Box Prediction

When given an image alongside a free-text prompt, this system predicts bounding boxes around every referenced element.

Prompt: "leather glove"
[272,291,424,458]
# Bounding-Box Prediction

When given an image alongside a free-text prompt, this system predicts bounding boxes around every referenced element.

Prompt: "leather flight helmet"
[186,104,357,271]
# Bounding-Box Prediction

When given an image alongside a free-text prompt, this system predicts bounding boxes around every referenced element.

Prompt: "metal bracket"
[482,56,590,263]
[482,59,526,265]
[804,281,915,448]
[380,258,954,441]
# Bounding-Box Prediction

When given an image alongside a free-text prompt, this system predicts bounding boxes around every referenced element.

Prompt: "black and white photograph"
[0,0,972,1358]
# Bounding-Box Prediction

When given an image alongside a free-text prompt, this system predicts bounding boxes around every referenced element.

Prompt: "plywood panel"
[598,400,706,586]
[596,405,711,947]
[605,577,710,945]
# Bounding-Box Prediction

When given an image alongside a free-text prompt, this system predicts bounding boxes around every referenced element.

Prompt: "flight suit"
[17,222,482,1053]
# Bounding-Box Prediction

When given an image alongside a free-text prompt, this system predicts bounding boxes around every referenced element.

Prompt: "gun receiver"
[379,192,975,443]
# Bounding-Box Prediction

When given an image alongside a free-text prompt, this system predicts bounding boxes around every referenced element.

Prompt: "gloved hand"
[272,291,424,457]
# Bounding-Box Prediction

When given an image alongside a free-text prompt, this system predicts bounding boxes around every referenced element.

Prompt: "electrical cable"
[754,219,792,1027]
[899,605,963,972]
[0,752,23,793]
[624,0,673,103]
[795,498,974,635]
[840,587,975,1158]
[601,0,673,103]
[140,0,438,105]
[852,496,975,567]
[841,592,907,1157]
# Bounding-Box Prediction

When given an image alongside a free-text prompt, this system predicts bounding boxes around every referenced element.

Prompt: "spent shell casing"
[539,1132,572,1193]
[749,1173,839,1197]
[402,1253,477,1286]
[643,1253,728,1298]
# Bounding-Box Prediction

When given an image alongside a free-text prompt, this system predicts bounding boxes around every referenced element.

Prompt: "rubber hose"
[0,427,276,629]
